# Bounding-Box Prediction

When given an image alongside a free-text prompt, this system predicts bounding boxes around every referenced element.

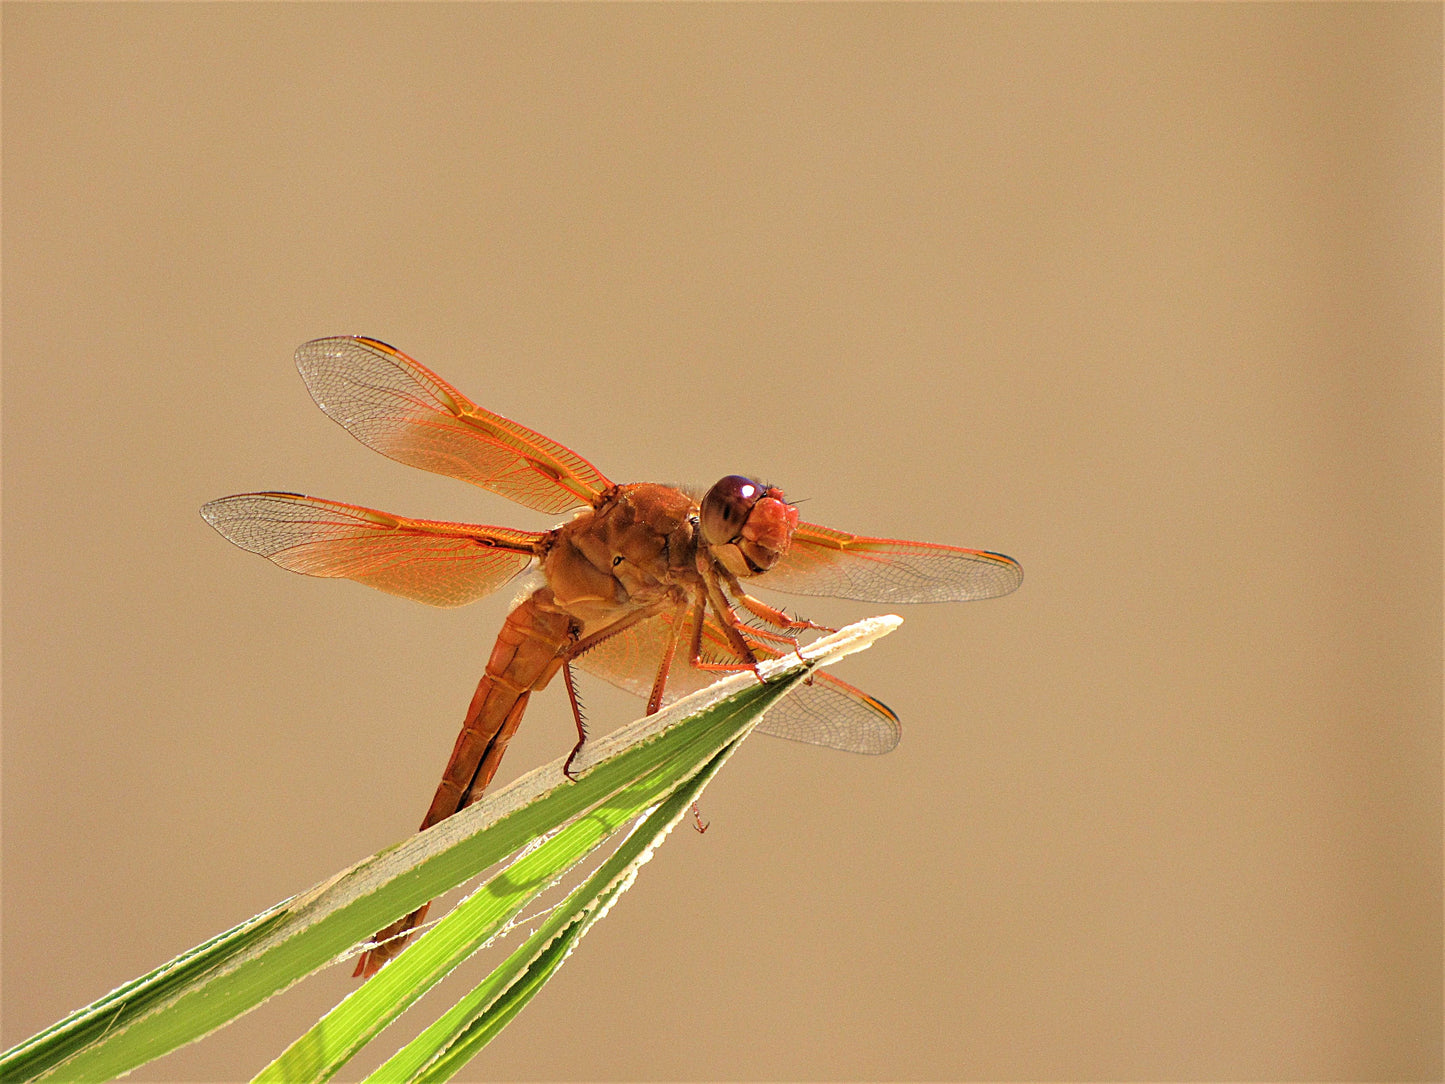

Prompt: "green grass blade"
[0,616,901,1084]
[0,907,290,1081]
[368,734,744,1083]
[252,676,792,1082]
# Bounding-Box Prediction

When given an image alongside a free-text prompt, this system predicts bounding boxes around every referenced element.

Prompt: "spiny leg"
[684,589,768,679]
[718,566,836,636]
[559,594,682,779]
[699,561,764,678]
[561,659,588,781]
[737,622,802,649]
[645,596,691,715]
[715,567,828,673]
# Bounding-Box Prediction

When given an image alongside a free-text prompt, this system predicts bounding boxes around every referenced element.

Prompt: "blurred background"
[4,5,1439,1080]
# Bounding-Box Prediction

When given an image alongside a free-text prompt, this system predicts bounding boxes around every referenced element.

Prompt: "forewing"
[759,521,1023,603]
[574,608,899,754]
[294,336,611,515]
[200,492,542,607]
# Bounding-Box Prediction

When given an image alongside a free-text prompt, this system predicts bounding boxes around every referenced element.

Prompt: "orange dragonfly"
[202,337,1022,977]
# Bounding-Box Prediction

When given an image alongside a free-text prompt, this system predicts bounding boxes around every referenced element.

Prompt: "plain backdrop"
[4,5,1440,1081]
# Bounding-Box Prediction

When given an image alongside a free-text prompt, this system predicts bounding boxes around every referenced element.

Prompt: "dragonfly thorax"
[542,483,701,621]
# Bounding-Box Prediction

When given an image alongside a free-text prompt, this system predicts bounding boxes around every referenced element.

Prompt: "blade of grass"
[251,671,796,1081]
[1,616,900,1084]
[367,733,746,1083]
[0,906,291,1081]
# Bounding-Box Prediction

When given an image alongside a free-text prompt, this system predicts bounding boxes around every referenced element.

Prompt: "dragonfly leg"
[561,659,588,781]
[559,593,684,778]
[719,567,835,636]
[697,563,765,680]
[643,597,691,714]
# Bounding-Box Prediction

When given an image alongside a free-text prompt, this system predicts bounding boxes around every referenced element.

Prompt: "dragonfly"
[201,336,1022,977]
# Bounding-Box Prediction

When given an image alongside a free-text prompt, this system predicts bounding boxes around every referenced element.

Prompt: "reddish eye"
[700,475,761,546]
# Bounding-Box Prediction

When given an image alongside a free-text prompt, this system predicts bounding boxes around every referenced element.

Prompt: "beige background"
[3,4,1439,1081]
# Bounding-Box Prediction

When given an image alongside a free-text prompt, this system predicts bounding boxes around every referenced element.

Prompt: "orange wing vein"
[759,521,1023,603]
[575,607,900,755]
[200,492,544,607]
[293,336,612,515]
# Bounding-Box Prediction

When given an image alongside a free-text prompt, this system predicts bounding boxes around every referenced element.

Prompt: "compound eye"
[700,475,762,546]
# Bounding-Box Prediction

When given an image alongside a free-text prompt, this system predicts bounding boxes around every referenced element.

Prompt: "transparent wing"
[759,520,1023,603]
[754,673,900,756]
[200,492,542,607]
[575,606,899,755]
[294,336,612,515]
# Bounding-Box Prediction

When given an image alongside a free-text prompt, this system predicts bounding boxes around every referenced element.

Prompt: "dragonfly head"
[699,475,799,577]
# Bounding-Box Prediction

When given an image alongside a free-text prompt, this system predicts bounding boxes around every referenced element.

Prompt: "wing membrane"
[760,521,1023,603]
[294,337,611,515]
[754,673,900,756]
[575,607,899,755]
[200,492,542,607]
